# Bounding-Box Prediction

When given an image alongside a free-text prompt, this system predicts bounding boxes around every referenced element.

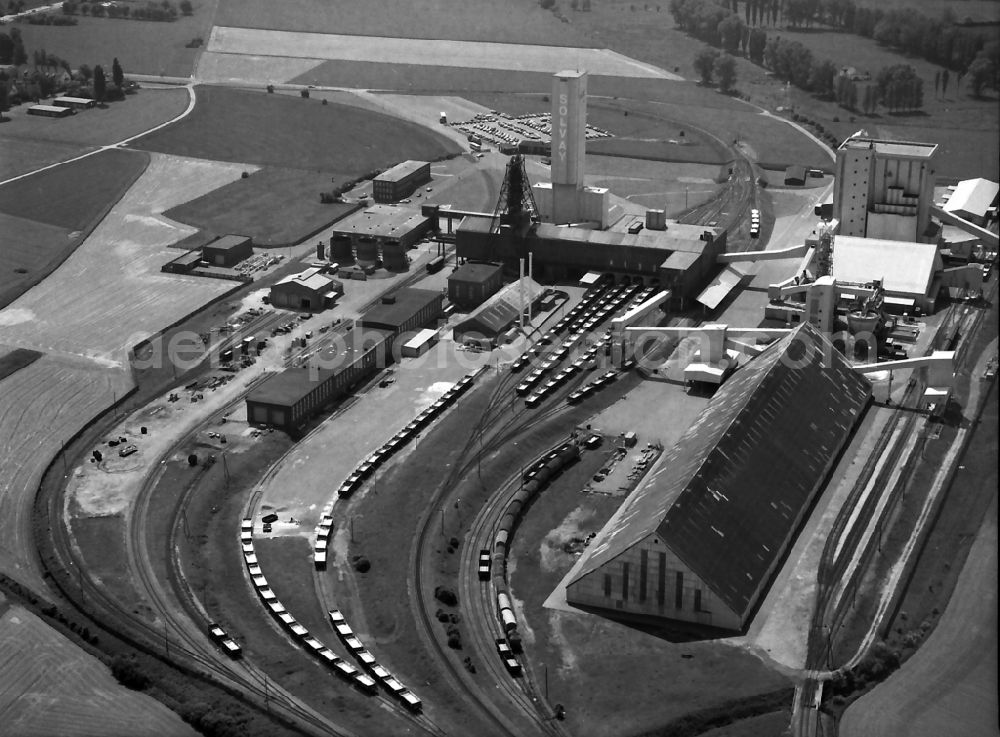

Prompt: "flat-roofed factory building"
[358,288,444,345]
[373,160,431,203]
[565,323,871,634]
[329,205,433,269]
[203,235,253,267]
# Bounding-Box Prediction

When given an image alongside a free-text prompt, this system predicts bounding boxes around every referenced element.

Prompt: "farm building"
[455,216,725,301]
[448,262,504,308]
[27,104,73,118]
[330,205,433,269]
[359,288,444,341]
[784,165,806,186]
[941,178,998,226]
[453,277,543,347]
[373,161,431,203]
[565,323,871,634]
[831,235,942,313]
[270,268,344,311]
[246,328,392,432]
[52,96,96,110]
[203,235,253,267]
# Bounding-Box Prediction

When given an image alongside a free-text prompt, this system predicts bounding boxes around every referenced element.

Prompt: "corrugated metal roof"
[570,323,870,619]
[454,277,542,337]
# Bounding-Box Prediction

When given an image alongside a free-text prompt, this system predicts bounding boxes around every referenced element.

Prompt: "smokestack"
[519,258,525,331]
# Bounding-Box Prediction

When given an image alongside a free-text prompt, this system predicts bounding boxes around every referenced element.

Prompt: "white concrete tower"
[550,70,588,224]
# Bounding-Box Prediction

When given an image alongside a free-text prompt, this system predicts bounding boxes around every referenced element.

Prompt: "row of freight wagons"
[240,522,421,712]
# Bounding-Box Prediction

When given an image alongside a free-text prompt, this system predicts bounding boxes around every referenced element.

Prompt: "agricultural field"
[0,147,148,230]
[0,149,149,310]
[0,87,190,152]
[0,138,89,182]
[0,153,242,361]
[0,602,196,736]
[0,356,131,591]
[0,214,75,309]
[163,167,359,247]
[213,0,594,46]
[205,26,673,79]
[0,347,43,382]
[13,5,217,77]
[131,85,462,174]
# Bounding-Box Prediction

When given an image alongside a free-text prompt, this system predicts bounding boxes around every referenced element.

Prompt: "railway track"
[42,388,346,736]
[797,279,999,736]
[407,292,640,735]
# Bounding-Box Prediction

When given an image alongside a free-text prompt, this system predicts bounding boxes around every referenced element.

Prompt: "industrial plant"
[3,13,996,735]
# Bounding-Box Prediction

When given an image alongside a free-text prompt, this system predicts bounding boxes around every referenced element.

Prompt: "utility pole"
[440,508,445,537]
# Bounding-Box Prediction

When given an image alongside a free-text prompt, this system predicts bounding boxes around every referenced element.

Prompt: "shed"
[784,165,807,186]
[270,268,343,311]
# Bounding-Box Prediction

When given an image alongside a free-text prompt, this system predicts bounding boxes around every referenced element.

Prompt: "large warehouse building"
[358,287,444,341]
[246,328,392,432]
[204,235,253,267]
[456,216,724,300]
[565,323,871,634]
[831,235,943,313]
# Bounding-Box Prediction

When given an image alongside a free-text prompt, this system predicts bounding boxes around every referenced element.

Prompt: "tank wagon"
[492,441,579,649]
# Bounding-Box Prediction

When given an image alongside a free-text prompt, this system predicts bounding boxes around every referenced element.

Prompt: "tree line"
[62,0,194,20]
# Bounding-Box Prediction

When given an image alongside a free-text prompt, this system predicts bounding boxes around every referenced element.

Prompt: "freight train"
[492,441,580,652]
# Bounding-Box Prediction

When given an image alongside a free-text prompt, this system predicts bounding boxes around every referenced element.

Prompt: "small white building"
[942,178,999,226]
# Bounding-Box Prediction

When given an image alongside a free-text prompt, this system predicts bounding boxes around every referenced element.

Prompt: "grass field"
[131,85,461,173]
[14,6,217,77]
[0,148,148,230]
[0,138,90,182]
[214,0,594,46]
[0,87,189,151]
[0,148,149,309]
[0,348,44,382]
[164,167,360,246]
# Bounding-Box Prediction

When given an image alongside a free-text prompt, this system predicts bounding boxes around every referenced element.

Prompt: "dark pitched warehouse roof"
[570,323,870,620]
